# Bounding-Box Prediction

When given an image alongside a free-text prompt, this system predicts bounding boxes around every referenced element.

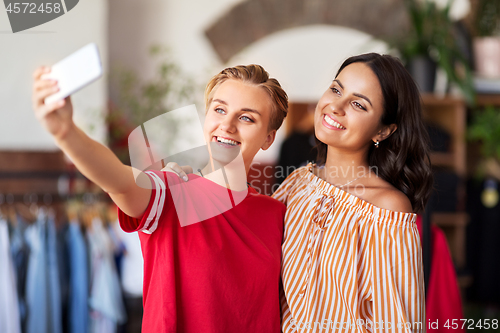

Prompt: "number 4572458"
[444,319,498,330]
[6,3,62,14]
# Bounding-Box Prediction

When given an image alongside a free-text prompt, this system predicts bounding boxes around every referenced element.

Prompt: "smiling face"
[203,79,276,172]
[314,62,394,154]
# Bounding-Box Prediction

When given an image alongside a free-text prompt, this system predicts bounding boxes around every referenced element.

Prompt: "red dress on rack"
[416,216,465,332]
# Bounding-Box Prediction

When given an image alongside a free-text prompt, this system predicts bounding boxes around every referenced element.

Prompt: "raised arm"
[32,66,151,219]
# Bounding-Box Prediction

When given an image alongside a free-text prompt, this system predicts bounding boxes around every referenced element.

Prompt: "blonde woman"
[33,64,288,332]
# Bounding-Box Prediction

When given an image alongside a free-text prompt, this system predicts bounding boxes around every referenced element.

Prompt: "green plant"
[475,0,500,37]
[397,0,475,104]
[110,45,197,126]
[108,45,199,164]
[467,105,500,161]
[401,0,450,59]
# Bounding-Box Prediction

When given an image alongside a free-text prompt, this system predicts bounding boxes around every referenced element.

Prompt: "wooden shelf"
[421,93,465,106]
[476,94,500,107]
[457,274,473,288]
[432,212,469,270]
[421,94,467,177]
[0,151,67,195]
[429,152,455,169]
[421,95,468,271]
[432,212,469,227]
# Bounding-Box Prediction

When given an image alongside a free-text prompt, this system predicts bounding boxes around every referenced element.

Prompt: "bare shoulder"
[372,188,413,213]
[357,177,413,213]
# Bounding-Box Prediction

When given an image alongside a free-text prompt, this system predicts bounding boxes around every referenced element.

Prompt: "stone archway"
[205,0,410,63]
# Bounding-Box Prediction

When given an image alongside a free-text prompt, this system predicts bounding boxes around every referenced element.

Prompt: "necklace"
[311,162,366,189]
[336,175,364,188]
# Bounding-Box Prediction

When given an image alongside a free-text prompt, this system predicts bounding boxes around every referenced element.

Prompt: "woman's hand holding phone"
[32,66,75,141]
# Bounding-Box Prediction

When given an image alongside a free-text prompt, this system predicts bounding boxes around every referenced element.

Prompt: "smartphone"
[41,43,102,105]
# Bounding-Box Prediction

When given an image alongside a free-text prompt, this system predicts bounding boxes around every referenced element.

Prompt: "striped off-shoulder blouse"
[272,165,425,333]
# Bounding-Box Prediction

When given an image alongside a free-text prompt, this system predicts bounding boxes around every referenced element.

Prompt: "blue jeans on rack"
[25,210,62,333]
[10,214,30,332]
[67,221,89,333]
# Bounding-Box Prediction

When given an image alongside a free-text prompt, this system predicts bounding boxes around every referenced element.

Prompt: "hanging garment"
[9,213,30,332]
[0,217,21,333]
[114,220,143,297]
[87,217,126,333]
[416,215,465,332]
[25,208,62,333]
[67,220,89,333]
[113,220,144,332]
[106,222,126,281]
[57,222,70,333]
[426,224,465,332]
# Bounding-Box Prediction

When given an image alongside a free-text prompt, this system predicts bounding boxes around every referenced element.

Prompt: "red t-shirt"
[118,170,285,332]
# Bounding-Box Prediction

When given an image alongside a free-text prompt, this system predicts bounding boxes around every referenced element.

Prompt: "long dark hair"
[315,53,433,213]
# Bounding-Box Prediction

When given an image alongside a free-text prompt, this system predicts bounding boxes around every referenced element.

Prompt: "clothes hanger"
[94,200,107,225]
[66,199,80,222]
[41,193,56,222]
[15,193,39,224]
[106,202,118,224]
[0,193,7,222]
[14,202,36,224]
[80,207,90,229]
[81,193,99,230]
[1,194,18,226]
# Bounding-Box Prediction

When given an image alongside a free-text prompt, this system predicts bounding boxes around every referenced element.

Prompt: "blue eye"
[215,108,225,114]
[240,116,254,123]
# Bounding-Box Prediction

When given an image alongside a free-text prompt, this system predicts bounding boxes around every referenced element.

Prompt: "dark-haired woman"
[273,53,433,332]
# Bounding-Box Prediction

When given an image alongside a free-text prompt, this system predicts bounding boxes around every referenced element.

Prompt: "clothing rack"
[0,191,130,333]
[0,192,110,205]
[0,192,64,205]
[0,165,113,230]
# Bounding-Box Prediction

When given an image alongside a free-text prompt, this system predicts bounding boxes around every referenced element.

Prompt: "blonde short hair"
[205,64,288,131]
